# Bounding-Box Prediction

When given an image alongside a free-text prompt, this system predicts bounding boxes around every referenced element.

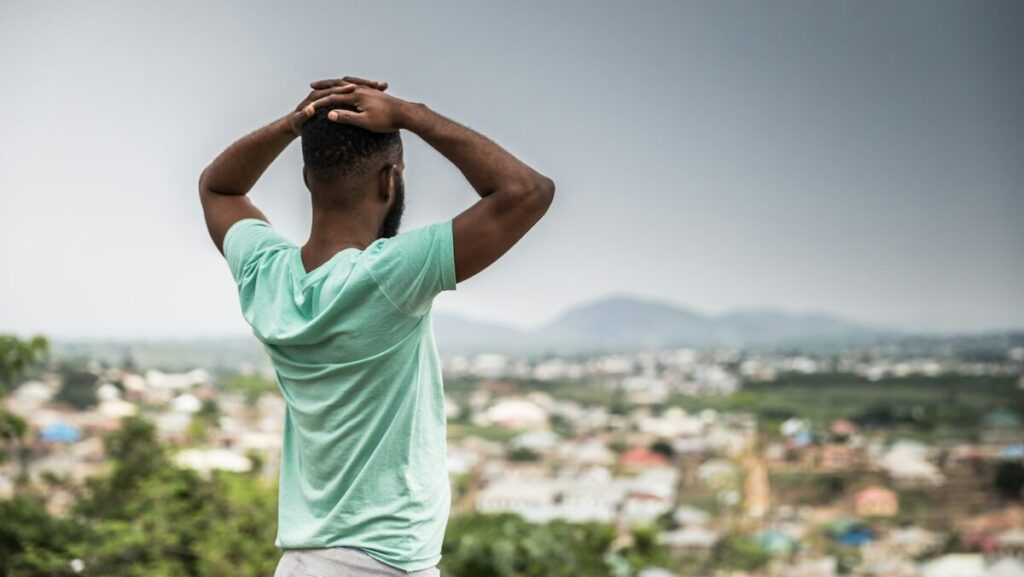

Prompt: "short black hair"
[301,104,402,207]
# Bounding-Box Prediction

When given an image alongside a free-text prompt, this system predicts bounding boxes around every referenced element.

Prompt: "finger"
[288,109,312,133]
[344,77,387,91]
[337,76,388,91]
[327,108,366,124]
[306,92,360,112]
[301,86,359,114]
[296,84,356,110]
[310,77,384,90]
[310,77,387,93]
[300,84,357,108]
[309,78,352,90]
[311,84,357,98]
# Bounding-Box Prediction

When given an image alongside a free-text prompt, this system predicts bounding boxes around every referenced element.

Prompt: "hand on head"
[288,76,409,136]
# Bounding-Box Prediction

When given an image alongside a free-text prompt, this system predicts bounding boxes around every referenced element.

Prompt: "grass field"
[532,371,1024,440]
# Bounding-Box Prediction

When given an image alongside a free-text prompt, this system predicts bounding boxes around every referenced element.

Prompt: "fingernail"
[328,111,338,120]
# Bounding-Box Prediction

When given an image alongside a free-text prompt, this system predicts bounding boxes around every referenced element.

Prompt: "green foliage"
[220,374,277,405]
[0,334,49,469]
[712,532,771,571]
[440,513,619,577]
[0,496,85,576]
[99,417,166,491]
[622,524,673,569]
[59,416,279,577]
[995,461,1024,500]
[649,439,674,459]
[0,334,49,393]
[447,423,523,443]
[78,466,213,575]
[506,446,540,462]
[192,473,279,577]
[608,389,630,416]
[55,371,99,410]
[187,400,221,445]
[185,418,211,445]
[0,411,28,465]
[550,413,575,437]
[439,375,484,394]
[669,372,1024,439]
[770,471,847,506]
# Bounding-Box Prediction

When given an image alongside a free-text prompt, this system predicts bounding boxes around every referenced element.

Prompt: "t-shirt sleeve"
[364,218,458,317]
[223,218,294,288]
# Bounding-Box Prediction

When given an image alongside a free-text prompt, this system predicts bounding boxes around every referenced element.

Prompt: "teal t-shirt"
[223,217,457,573]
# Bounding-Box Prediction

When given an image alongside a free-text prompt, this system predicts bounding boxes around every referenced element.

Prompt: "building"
[854,486,899,518]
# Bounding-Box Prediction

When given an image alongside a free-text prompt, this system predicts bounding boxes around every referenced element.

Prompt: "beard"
[377,170,405,239]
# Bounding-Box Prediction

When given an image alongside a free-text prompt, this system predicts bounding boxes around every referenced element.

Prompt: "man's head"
[301,104,404,238]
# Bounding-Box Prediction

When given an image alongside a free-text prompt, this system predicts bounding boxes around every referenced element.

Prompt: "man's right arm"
[400,102,555,284]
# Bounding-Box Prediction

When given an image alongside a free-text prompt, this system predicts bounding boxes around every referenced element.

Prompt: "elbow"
[504,175,555,212]
[197,166,229,198]
[531,175,555,214]
[542,174,555,197]
[535,175,555,199]
[198,167,211,197]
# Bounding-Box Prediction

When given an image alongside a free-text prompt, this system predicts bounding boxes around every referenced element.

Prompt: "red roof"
[620,447,670,467]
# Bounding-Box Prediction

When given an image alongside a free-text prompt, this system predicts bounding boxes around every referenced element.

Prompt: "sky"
[1,0,1022,339]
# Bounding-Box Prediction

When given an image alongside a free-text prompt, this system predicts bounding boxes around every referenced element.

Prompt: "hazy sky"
[1,1,1022,339]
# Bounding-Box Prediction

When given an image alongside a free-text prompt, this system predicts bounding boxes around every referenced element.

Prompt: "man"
[198,75,554,576]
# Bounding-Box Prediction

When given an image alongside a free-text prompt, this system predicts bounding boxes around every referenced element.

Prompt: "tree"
[0,495,85,576]
[221,374,277,406]
[72,416,280,577]
[187,400,221,445]
[623,525,673,570]
[0,335,49,483]
[0,411,27,468]
[995,461,1024,500]
[0,334,49,392]
[55,370,99,410]
[649,439,674,459]
[441,513,619,577]
[193,473,279,577]
[712,533,771,572]
[506,447,540,462]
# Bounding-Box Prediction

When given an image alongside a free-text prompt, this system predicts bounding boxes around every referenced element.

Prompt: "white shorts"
[274,547,441,577]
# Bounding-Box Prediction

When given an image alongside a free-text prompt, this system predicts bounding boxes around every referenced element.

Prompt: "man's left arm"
[198,76,389,254]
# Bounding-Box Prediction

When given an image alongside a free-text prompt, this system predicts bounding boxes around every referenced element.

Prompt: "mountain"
[431,312,529,351]
[715,309,882,345]
[536,295,717,351]
[433,293,887,354]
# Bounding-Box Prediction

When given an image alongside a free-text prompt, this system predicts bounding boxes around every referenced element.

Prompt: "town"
[2,337,1023,577]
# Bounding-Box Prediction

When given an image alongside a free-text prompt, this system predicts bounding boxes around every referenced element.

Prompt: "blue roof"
[754,529,799,555]
[1002,444,1024,460]
[834,526,874,547]
[40,421,81,443]
[792,430,814,447]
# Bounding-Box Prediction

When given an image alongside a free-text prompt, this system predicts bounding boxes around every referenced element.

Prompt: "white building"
[477,398,549,429]
[174,448,252,475]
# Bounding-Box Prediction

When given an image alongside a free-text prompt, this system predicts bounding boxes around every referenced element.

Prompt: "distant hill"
[43,294,1021,368]
[434,293,887,354]
[432,312,529,352]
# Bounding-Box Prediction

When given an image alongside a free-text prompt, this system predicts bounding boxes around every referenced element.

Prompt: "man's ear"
[379,164,399,203]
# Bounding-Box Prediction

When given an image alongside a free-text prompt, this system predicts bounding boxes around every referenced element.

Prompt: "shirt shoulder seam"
[364,259,426,320]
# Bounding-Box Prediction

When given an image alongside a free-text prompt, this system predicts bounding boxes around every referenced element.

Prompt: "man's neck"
[301,207,380,269]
